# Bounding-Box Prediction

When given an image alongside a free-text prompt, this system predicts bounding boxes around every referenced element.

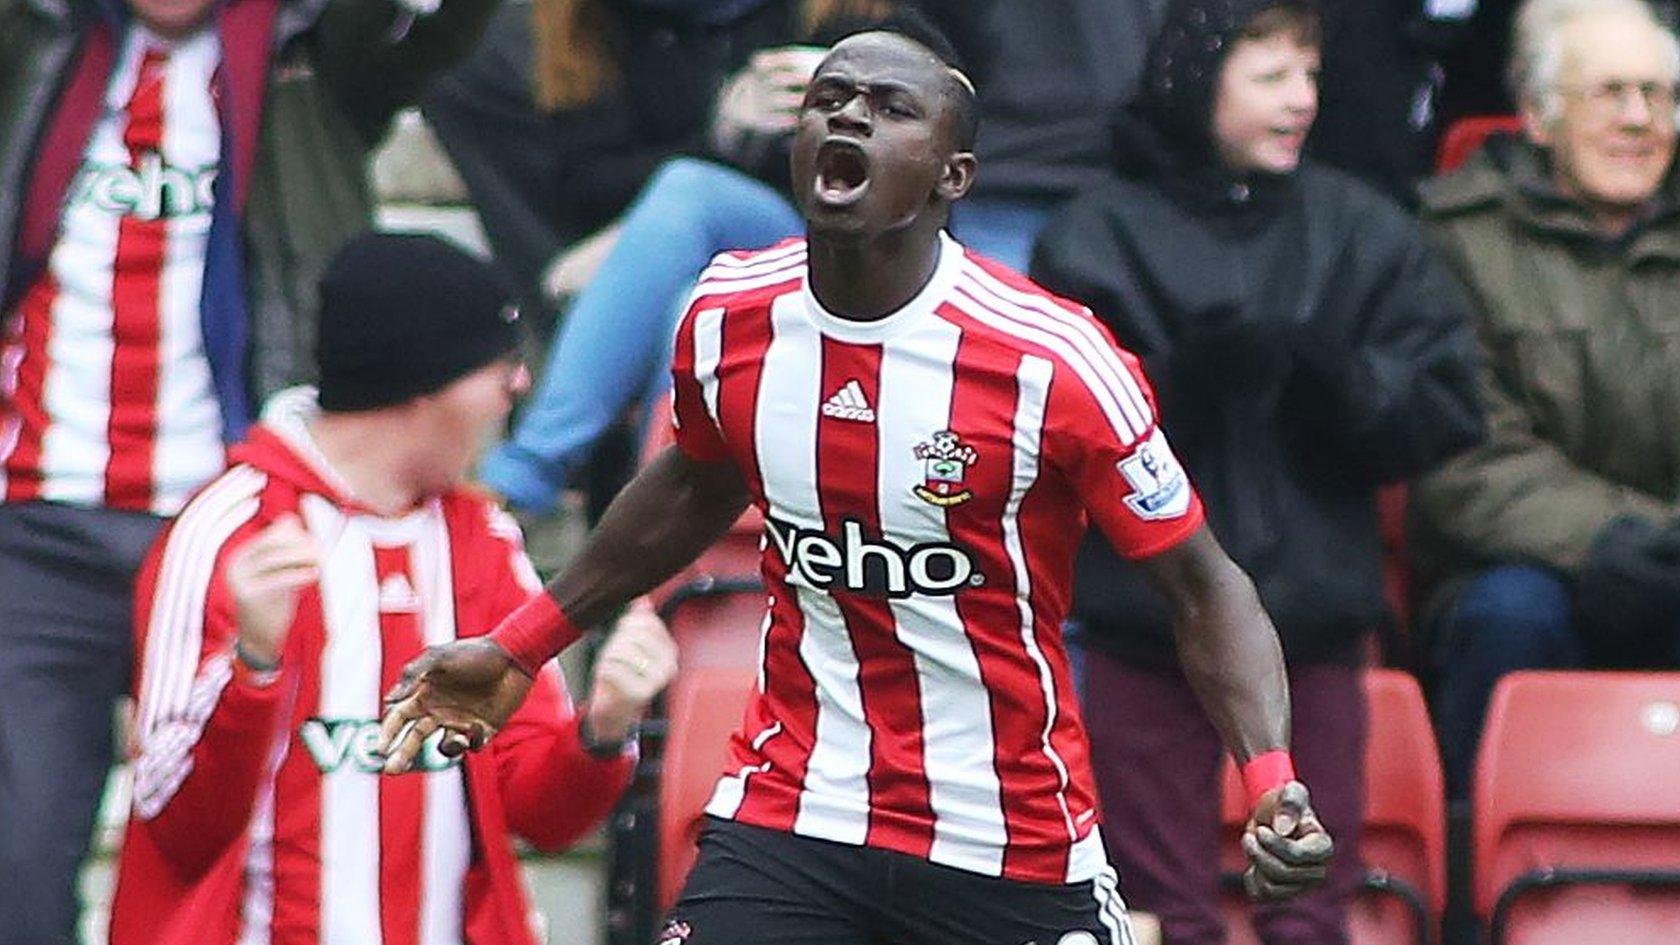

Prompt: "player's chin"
[803,206,873,239]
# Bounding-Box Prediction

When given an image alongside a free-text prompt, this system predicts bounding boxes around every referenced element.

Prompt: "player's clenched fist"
[1241,780,1335,901]
[227,513,318,667]
[584,597,679,744]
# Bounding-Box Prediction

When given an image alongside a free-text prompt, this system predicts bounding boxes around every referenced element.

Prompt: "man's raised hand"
[226,513,318,667]
[377,638,533,773]
[1241,780,1334,901]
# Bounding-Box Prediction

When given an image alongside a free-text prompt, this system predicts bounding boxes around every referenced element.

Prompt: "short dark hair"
[813,9,979,150]
[1241,2,1323,48]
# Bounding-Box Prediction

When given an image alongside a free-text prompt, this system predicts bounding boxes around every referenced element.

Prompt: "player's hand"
[377,638,533,773]
[1241,780,1334,901]
[585,598,679,743]
[227,513,318,666]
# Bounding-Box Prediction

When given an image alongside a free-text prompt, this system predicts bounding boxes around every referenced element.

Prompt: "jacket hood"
[228,386,364,509]
[1111,103,1295,217]
[1115,0,1312,212]
[1132,0,1315,160]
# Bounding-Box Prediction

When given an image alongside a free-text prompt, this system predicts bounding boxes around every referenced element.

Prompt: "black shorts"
[659,817,1137,945]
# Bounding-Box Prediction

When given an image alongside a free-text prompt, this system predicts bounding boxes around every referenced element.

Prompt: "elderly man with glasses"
[1412,0,1680,800]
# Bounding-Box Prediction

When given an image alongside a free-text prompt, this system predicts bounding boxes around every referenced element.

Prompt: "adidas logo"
[378,573,420,613]
[821,379,876,422]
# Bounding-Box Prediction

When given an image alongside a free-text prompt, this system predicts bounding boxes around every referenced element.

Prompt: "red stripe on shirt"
[105,48,169,510]
[815,336,935,856]
[715,301,817,832]
[271,602,324,945]
[3,273,56,502]
[376,544,425,945]
[938,315,1072,882]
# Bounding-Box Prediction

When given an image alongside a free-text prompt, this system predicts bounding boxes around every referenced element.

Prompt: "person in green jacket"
[1412,0,1680,799]
[0,0,495,939]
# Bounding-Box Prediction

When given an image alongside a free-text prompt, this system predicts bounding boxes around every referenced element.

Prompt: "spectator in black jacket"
[1031,1,1483,943]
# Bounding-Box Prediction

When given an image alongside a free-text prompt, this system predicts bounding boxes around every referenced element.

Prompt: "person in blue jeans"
[1427,565,1584,799]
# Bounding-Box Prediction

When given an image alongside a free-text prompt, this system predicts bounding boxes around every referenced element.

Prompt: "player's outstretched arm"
[1136,526,1333,901]
[378,446,750,771]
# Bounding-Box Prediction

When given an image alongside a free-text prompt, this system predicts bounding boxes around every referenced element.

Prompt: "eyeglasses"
[1561,79,1679,118]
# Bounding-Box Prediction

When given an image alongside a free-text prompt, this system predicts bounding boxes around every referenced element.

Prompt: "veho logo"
[766,516,982,598]
[300,717,460,774]
[68,153,217,221]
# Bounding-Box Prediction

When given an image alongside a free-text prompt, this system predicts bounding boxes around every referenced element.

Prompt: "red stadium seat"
[1472,672,1680,945]
[1220,669,1444,945]
[1435,116,1523,173]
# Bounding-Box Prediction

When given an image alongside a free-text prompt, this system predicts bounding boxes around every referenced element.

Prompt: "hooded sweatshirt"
[110,387,633,945]
[1031,0,1483,666]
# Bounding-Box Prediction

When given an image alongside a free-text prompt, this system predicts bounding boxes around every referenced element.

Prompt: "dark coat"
[967,0,1170,201]
[1031,101,1483,666]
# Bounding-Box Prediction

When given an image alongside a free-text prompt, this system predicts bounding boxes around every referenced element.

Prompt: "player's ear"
[936,151,977,203]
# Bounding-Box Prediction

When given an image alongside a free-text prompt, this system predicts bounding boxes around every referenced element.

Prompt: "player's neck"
[806,222,943,322]
[308,413,434,516]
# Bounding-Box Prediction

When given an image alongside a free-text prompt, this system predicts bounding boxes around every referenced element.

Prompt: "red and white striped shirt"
[672,234,1206,885]
[0,25,226,515]
[111,389,634,945]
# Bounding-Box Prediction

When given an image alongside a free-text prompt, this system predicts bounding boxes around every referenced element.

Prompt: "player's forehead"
[813,32,947,94]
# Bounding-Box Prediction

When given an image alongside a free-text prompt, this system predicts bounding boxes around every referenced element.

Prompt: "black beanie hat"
[315,232,522,411]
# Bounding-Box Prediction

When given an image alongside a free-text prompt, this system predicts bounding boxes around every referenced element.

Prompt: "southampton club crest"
[912,430,978,507]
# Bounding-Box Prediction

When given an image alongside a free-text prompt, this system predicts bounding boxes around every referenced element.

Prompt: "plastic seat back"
[1472,672,1680,945]
[1435,115,1523,173]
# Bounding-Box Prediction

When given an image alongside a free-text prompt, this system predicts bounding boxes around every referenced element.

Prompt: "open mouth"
[814,138,871,207]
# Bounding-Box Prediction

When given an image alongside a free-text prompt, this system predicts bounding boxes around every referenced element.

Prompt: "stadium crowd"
[0,0,1677,943]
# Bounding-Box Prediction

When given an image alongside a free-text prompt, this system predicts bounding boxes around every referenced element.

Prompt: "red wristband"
[489,593,582,677]
[1240,750,1296,809]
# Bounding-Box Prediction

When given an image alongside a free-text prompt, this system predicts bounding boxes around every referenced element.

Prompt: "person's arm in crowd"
[1282,203,1485,482]
[311,0,502,144]
[491,663,634,850]
[126,512,312,877]
[473,513,675,850]
[1412,238,1672,572]
[707,46,825,178]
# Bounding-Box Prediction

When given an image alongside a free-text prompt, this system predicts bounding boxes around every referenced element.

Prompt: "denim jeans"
[480,158,803,512]
[0,502,166,945]
[480,154,1060,513]
[1431,564,1582,798]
